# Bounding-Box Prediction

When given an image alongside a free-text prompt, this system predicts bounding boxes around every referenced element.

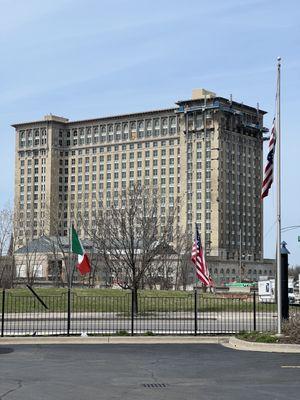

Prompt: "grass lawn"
[237,331,279,343]
[0,287,278,313]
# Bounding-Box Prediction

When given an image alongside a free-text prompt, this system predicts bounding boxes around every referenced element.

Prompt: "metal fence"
[1,288,298,337]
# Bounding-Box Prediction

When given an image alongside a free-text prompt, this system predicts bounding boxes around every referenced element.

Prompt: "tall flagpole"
[276,57,282,335]
[67,223,72,336]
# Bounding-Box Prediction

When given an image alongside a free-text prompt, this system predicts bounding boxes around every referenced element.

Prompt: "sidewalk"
[2,311,275,320]
[0,335,228,345]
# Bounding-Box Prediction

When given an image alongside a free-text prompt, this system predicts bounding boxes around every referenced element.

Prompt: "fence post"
[253,291,257,331]
[131,289,134,336]
[194,289,198,336]
[1,289,5,337]
[67,288,71,336]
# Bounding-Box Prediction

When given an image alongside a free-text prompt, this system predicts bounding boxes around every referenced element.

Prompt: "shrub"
[116,330,130,336]
[282,313,300,344]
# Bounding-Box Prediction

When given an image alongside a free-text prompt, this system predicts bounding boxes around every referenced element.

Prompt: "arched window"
[154,119,160,136]
[146,120,152,137]
[115,124,121,141]
[170,117,176,134]
[130,121,137,132]
[122,123,129,140]
[214,268,218,274]
[137,121,144,138]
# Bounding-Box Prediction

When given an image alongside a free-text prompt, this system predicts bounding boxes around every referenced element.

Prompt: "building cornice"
[12,108,177,129]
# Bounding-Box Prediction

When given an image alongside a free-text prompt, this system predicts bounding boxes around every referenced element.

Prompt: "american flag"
[191,224,211,286]
[261,119,276,199]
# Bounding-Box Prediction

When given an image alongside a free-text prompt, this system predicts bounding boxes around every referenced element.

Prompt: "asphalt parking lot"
[0,344,300,399]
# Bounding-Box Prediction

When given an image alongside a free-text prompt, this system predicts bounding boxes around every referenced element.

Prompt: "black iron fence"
[1,289,298,337]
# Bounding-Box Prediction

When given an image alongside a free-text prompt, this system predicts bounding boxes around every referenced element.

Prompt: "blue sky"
[0,0,299,265]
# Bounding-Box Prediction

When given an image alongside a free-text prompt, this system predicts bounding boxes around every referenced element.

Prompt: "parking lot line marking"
[281,366,300,369]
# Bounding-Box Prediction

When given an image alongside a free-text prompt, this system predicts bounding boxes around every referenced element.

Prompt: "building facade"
[13,88,270,280]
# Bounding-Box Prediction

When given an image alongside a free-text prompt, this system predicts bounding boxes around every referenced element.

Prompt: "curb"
[0,336,229,346]
[223,337,300,353]
[2,335,299,352]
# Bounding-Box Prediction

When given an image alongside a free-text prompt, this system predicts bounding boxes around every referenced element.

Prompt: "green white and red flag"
[71,225,91,275]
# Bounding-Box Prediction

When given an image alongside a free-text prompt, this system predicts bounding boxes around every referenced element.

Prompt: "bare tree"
[43,203,73,286]
[87,184,177,313]
[145,243,177,290]
[0,207,14,288]
[45,237,65,287]
[85,236,110,288]
[174,231,195,290]
[0,207,13,257]
[289,266,300,281]
[44,200,107,288]
[143,228,194,291]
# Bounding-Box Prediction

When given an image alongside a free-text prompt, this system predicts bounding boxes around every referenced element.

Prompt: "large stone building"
[12,88,274,284]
